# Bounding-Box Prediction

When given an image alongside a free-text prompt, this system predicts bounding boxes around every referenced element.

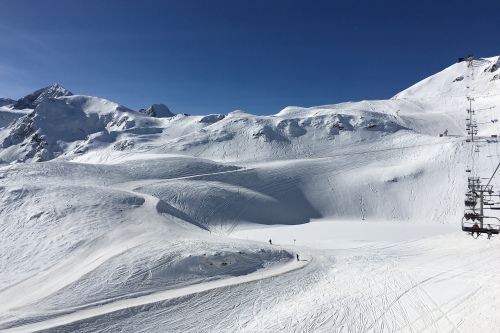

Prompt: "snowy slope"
[0,107,31,129]
[393,56,500,135]
[0,89,466,164]
[71,101,463,165]
[1,57,500,332]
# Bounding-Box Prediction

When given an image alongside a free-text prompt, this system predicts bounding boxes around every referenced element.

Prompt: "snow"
[1,56,500,332]
[0,107,31,128]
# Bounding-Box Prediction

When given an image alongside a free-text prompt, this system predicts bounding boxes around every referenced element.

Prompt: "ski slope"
[1,56,500,332]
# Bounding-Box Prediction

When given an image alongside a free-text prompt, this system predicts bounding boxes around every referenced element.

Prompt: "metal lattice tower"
[466,177,494,228]
[467,54,474,67]
[466,97,477,142]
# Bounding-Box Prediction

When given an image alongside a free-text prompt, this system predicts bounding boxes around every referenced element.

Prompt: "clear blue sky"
[0,0,498,115]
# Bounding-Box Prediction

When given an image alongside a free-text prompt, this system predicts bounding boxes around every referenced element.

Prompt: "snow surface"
[1,57,500,332]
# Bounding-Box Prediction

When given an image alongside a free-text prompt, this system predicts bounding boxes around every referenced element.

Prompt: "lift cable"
[486,162,500,187]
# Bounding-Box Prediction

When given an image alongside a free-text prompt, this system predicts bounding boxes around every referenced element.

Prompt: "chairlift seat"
[462,216,500,235]
[462,226,500,234]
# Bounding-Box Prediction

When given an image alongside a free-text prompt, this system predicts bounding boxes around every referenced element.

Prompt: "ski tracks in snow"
[1,255,309,333]
[9,235,500,333]
[0,174,308,332]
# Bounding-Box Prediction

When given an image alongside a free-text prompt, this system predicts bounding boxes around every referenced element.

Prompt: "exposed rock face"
[13,84,73,109]
[138,104,174,118]
[1,95,141,162]
[0,98,15,107]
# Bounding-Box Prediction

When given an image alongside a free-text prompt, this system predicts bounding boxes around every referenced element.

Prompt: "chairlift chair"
[462,215,500,238]
[465,199,476,207]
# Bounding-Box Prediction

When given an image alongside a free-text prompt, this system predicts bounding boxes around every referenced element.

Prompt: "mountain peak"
[138,103,174,118]
[13,83,73,110]
[392,55,500,100]
[0,98,16,107]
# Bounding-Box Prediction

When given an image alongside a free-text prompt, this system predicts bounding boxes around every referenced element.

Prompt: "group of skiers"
[471,222,494,239]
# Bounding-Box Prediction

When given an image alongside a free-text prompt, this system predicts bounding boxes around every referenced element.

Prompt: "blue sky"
[0,0,498,115]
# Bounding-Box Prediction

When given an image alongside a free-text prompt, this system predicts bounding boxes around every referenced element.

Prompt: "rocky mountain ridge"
[12,83,74,110]
[1,55,499,163]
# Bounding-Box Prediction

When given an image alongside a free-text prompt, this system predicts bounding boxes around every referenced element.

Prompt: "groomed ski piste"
[1,56,500,332]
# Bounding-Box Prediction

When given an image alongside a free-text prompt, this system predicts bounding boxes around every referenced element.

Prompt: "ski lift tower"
[465,177,493,229]
[466,97,477,142]
[462,176,500,237]
[467,54,474,67]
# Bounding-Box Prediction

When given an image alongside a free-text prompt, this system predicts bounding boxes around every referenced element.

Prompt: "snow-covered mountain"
[2,56,500,332]
[394,56,500,100]
[12,83,73,110]
[0,92,463,164]
[0,98,15,107]
[393,55,500,135]
[1,95,158,162]
[4,56,499,164]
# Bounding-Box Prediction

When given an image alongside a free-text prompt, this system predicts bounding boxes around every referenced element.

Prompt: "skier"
[444,129,448,136]
[269,239,272,245]
[296,254,299,261]
[472,222,480,238]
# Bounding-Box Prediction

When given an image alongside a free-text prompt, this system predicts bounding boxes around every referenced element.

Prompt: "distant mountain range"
[2,84,175,118]
[0,56,499,163]
[0,98,16,107]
